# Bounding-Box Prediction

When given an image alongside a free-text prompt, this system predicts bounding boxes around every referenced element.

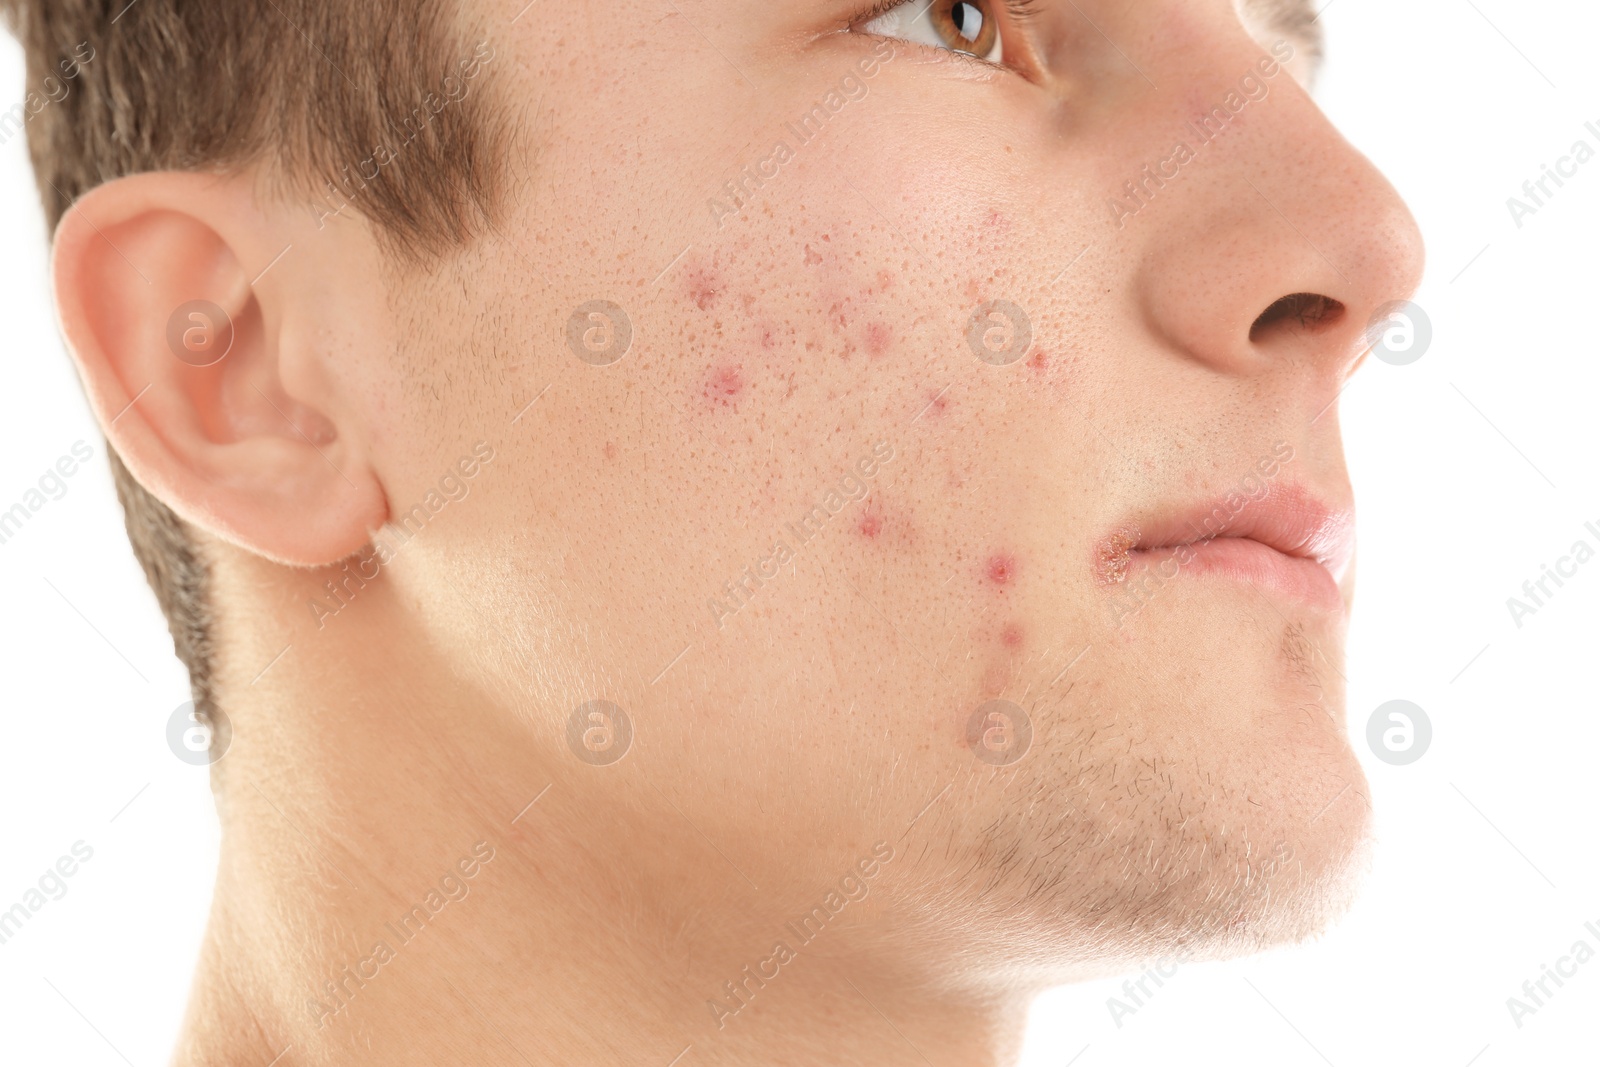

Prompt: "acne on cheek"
[685,261,722,312]
[918,388,951,419]
[986,553,1017,587]
[703,365,744,406]
[865,321,893,358]
[853,497,916,546]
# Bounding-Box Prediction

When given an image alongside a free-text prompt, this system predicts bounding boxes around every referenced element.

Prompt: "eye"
[862,0,1005,63]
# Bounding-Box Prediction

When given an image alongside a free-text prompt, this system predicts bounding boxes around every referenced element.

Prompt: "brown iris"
[929,0,998,57]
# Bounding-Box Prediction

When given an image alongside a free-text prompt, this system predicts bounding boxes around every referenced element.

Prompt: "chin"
[896,700,1374,988]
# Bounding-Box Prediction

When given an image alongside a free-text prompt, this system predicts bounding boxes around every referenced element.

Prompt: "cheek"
[684,259,723,312]
[702,364,745,407]
[986,553,1017,587]
[864,321,893,358]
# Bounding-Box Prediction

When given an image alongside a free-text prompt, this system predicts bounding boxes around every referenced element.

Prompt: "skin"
[48,0,1422,1063]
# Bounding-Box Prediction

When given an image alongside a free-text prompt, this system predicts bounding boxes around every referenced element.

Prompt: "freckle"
[986,554,1016,586]
[1001,623,1024,648]
[866,322,892,357]
[704,365,743,405]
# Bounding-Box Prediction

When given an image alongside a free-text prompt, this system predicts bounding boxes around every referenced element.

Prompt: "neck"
[172,558,1039,1067]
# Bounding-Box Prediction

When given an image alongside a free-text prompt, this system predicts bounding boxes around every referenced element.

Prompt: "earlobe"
[50,171,389,566]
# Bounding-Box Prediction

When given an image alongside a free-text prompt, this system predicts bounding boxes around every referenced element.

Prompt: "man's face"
[360,0,1421,980]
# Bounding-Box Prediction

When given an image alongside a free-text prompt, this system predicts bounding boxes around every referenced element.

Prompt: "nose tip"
[1130,65,1426,381]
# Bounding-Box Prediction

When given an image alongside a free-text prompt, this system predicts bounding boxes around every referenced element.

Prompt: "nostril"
[1250,293,1345,342]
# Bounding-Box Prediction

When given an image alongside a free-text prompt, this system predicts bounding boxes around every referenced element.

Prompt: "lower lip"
[1129,537,1345,613]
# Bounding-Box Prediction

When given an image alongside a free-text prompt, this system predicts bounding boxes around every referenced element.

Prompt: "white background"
[1,1,1596,1064]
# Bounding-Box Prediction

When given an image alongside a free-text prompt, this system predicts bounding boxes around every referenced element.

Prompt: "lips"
[1098,482,1355,612]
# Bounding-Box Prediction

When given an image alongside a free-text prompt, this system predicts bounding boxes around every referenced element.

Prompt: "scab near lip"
[1094,525,1140,586]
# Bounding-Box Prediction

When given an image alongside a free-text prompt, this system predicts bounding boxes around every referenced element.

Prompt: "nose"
[1113,12,1425,383]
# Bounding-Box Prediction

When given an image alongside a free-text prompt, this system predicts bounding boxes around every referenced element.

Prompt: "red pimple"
[1001,623,1024,648]
[703,365,744,405]
[803,244,823,267]
[1027,349,1049,373]
[859,512,883,539]
[986,554,1016,586]
[603,441,618,461]
[866,322,892,358]
[686,265,720,311]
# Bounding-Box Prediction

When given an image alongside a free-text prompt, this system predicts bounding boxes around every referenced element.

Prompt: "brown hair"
[0,0,508,719]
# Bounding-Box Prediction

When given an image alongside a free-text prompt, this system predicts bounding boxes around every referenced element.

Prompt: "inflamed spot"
[686,264,721,311]
[919,388,951,419]
[865,322,893,358]
[987,554,1017,587]
[704,365,744,406]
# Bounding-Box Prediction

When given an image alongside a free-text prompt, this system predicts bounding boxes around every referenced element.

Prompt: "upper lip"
[1119,481,1356,580]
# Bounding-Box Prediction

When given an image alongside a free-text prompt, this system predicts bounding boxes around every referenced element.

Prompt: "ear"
[51,171,389,566]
